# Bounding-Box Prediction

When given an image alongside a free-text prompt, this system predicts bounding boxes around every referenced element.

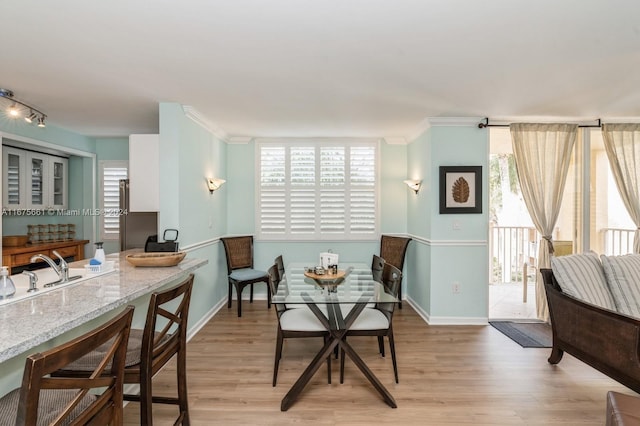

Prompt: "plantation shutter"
[258,141,377,240]
[350,145,376,233]
[101,163,128,240]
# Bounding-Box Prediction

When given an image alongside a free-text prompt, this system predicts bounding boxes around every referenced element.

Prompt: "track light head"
[25,111,37,123]
[37,116,46,128]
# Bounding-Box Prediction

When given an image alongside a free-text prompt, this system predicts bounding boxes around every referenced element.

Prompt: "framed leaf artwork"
[439,166,482,214]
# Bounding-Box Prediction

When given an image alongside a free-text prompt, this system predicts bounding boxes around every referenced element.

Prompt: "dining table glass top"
[273,262,398,305]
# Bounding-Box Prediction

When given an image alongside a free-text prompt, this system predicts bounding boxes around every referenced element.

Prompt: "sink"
[0,266,116,306]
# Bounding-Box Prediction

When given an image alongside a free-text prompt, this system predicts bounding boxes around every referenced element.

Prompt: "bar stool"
[0,306,134,425]
[58,273,195,425]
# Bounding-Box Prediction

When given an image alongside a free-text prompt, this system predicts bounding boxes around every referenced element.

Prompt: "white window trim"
[255,138,380,241]
[99,160,128,241]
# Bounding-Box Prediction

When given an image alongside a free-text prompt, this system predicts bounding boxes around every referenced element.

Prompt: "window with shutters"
[257,140,378,240]
[99,161,128,241]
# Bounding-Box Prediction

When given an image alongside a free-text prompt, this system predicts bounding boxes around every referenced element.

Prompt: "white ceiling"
[1,0,639,139]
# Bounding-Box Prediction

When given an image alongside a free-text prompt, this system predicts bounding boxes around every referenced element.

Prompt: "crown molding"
[406,116,488,143]
[382,137,408,145]
[253,136,380,144]
[227,136,253,144]
[427,116,485,127]
[406,117,432,143]
[182,105,228,142]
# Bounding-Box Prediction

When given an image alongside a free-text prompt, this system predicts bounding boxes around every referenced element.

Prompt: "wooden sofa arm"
[541,268,640,393]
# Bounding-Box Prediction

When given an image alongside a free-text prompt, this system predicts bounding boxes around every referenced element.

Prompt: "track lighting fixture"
[0,88,46,128]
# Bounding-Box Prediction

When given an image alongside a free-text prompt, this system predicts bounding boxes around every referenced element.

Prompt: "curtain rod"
[478,118,602,129]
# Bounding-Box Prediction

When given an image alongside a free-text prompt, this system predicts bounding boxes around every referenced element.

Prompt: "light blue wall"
[158,103,228,327]
[0,120,95,153]
[226,143,256,236]
[95,137,128,161]
[380,141,408,233]
[405,124,489,323]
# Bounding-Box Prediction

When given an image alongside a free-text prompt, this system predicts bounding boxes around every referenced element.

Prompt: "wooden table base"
[280,301,397,411]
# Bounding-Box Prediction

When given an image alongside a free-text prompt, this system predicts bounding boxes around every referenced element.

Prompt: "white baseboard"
[405,297,488,325]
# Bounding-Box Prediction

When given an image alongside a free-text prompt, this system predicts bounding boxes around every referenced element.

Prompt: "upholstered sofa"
[540,251,640,394]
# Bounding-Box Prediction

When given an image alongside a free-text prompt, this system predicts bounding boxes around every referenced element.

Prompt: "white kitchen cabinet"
[2,147,27,209]
[48,155,68,210]
[129,134,159,211]
[26,151,48,210]
[2,147,68,211]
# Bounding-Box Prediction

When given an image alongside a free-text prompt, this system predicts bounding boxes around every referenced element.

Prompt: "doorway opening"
[488,126,636,320]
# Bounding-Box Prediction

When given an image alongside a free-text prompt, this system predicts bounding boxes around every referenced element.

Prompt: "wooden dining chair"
[222,236,270,317]
[340,264,402,384]
[0,305,134,425]
[58,273,195,425]
[268,264,332,386]
[371,254,386,283]
[274,255,285,283]
[380,235,412,308]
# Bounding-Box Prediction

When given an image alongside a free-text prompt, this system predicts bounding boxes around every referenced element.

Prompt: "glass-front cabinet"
[49,156,67,209]
[27,152,47,210]
[2,146,68,211]
[2,147,26,209]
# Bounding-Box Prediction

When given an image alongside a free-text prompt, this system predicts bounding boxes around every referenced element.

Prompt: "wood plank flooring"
[123,302,636,425]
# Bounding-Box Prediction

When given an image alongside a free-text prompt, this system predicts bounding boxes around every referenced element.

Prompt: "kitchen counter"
[0,250,207,363]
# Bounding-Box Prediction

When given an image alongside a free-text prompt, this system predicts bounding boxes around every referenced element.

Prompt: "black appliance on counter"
[144,229,179,252]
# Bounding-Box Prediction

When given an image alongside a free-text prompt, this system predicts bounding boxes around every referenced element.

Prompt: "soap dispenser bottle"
[94,242,106,264]
[0,266,16,299]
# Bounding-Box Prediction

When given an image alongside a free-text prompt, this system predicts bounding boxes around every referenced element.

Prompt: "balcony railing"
[600,227,635,256]
[489,225,539,284]
[490,226,636,285]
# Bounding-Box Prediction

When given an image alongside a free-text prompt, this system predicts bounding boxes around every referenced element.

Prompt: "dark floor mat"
[489,321,552,348]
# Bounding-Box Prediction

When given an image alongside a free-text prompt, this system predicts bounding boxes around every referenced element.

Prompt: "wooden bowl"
[126,251,186,267]
[2,235,30,247]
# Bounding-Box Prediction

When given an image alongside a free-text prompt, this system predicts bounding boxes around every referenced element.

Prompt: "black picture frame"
[439,166,482,214]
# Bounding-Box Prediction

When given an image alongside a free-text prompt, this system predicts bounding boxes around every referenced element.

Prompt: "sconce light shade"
[206,177,226,193]
[404,179,422,194]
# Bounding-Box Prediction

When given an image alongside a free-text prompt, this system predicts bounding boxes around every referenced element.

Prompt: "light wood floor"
[123,301,636,425]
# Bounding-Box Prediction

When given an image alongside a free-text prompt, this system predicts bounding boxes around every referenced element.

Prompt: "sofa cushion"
[551,252,616,310]
[601,254,640,318]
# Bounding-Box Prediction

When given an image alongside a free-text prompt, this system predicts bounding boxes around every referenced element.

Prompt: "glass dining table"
[272,262,398,411]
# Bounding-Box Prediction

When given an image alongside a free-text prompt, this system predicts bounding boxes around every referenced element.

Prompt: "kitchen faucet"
[30,250,69,286]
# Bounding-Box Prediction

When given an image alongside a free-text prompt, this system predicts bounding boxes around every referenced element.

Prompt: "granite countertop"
[0,250,207,363]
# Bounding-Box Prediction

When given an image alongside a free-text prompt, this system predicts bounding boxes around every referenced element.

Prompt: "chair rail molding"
[180,237,221,252]
[408,234,487,247]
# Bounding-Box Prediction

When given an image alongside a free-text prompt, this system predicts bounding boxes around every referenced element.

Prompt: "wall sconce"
[206,177,226,193]
[404,179,422,194]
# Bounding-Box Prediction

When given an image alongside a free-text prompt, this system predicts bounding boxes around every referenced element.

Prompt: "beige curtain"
[602,123,640,254]
[510,123,578,321]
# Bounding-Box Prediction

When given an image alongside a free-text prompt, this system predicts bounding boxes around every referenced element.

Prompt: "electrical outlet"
[452,281,461,294]
[452,220,461,230]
